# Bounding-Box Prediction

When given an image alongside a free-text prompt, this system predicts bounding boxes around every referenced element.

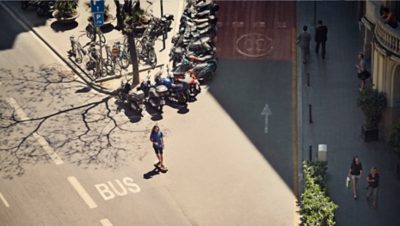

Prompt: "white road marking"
[261,104,272,134]
[67,176,98,209]
[0,192,10,208]
[100,218,113,226]
[6,97,64,165]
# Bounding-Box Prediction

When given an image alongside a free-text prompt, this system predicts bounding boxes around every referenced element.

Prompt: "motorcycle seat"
[156,85,169,94]
[171,83,184,89]
[195,62,208,68]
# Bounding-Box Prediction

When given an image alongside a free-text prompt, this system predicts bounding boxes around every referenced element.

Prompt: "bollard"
[309,145,312,161]
[307,73,310,87]
[309,104,313,124]
[318,144,327,162]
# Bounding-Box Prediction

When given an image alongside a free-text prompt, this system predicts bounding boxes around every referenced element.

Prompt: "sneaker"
[354,195,358,200]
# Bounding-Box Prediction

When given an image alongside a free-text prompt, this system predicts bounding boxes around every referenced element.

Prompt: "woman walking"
[366,167,379,207]
[355,53,370,90]
[348,155,363,199]
[150,125,167,171]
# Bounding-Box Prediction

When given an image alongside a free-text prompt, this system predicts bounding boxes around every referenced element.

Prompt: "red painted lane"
[216,1,296,61]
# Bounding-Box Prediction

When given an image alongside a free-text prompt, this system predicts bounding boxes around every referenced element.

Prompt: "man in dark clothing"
[315,20,328,59]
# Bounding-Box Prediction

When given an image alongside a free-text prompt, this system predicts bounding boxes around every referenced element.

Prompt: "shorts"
[153,144,163,155]
[351,174,361,180]
[358,71,370,81]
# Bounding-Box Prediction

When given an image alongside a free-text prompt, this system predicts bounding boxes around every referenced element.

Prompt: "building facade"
[361,1,400,138]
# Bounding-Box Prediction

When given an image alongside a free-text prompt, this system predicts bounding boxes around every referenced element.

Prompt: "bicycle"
[136,36,157,67]
[68,34,89,64]
[86,44,113,79]
[85,19,106,45]
[105,41,130,74]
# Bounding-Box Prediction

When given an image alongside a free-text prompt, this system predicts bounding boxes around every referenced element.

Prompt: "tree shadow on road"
[0,64,152,179]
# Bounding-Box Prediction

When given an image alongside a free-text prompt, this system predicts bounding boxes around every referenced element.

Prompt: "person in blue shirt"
[150,125,166,170]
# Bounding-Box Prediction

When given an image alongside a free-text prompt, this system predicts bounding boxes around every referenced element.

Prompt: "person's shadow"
[143,167,160,179]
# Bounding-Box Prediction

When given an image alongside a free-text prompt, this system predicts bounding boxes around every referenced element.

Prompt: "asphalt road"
[0,1,298,225]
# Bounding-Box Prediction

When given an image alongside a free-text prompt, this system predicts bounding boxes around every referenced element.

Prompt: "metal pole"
[160,0,166,52]
[98,27,103,77]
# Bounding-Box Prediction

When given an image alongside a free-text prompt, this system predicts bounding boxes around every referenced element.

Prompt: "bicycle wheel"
[119,52,130,69]
[75,49,83,64]
[102,58,115,75]
[99,33,106,45]
[148,48,157,67]
[86,24,95,41]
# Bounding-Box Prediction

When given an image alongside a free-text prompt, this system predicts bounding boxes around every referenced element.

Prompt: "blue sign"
[93,12,104,27]
[90,0,104,13]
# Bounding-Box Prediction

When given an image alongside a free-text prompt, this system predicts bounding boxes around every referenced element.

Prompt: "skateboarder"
[150,125,167,171]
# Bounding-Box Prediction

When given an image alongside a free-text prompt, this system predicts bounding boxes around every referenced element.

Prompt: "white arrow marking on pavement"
[0,192,10,208]
[67,176,98,209]
[100,218,113,226]
[261,104,272,134]
[6,98,63,165]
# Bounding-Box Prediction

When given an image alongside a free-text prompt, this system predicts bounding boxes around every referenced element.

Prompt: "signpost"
[90,0,105,27]
[90,0,105,78]
[93,12,104,27]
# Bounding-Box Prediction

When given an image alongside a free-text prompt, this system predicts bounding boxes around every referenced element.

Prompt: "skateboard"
[154,162,168,173]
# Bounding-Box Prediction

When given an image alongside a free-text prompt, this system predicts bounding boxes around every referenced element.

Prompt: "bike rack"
[139,63,164,72]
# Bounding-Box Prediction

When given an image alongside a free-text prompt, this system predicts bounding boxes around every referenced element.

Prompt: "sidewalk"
[298,1,400,226]
[2,0,184,90]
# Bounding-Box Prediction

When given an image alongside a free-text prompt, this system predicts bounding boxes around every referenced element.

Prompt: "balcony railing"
[375,18,400,55]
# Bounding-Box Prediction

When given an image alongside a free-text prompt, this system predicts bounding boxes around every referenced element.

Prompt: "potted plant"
[123,2,149,37]
[357,87,387,142]
[53,0,79,22]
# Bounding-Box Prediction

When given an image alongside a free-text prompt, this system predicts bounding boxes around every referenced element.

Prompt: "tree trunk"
[114,0,123,30]
[128,34,140,86]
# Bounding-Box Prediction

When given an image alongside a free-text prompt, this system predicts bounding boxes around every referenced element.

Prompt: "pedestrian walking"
[297,25,311,64]
[315,20,328,59]
[366,167,379,208]
[149,125,167,171]
[355,52,370,90]
[348,155,363,199]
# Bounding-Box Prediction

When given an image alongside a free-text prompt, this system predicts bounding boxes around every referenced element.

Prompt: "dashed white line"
[0,192,10,208]
[6,97,64,165]
[67,176,98,209]
[100,218,113,226]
